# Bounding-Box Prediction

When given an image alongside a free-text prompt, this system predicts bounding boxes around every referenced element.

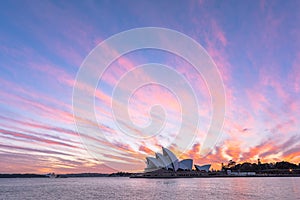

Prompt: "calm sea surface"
[0,177,299,200]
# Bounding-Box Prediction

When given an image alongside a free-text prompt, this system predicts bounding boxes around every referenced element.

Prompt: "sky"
[0,0,300,173]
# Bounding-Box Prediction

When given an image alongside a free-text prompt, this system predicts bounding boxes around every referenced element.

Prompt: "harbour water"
[1,177,299,200]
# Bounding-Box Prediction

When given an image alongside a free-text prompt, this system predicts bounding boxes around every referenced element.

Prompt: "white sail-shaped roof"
[162,147,179,171]
[178,159,193,170]
[194,164,211,172]
[146,157,163,168]
[144,146,211,172]
[155,153,168,169]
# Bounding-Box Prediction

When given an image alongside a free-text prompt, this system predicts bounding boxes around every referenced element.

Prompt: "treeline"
[62,173,108,177]
[222,160,300,173]
[0,174,48,178]
[108,172,132,177]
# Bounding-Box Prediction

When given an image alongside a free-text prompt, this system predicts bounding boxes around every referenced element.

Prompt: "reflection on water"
[0,177,299,200]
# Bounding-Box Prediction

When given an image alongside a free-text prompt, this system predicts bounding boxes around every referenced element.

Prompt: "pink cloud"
[0,90,74,124]
[0,128,78,149]
[211,19,228,47]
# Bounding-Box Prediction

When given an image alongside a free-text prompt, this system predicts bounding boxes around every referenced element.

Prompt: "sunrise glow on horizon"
[1,1,300,174]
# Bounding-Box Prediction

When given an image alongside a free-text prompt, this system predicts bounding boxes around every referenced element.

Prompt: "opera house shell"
[145,147,211,173]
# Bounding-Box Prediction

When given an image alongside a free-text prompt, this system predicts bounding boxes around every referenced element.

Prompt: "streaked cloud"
[0,0,299,173]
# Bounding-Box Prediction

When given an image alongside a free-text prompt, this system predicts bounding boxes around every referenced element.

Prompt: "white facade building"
[144,147,211,172]
[194,164,211,172]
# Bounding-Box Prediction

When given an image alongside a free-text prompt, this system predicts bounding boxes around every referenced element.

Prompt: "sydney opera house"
[144,147,211,173]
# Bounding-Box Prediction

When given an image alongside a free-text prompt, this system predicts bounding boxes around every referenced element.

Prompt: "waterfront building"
[144,147,211,172]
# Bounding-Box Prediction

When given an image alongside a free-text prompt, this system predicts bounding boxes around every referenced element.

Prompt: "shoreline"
[130,174,300,179]
[2,172,300,179]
